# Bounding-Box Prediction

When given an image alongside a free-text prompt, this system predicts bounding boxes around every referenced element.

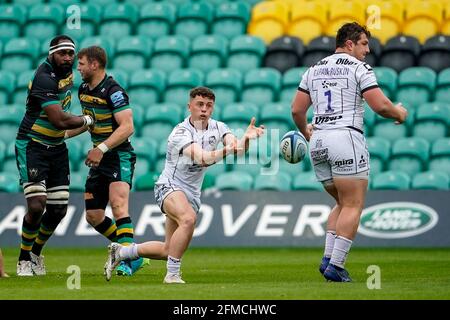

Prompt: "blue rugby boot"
[116,260,132,276]
[130,257,150,274]
[323,263,352,282]
[319,256,330,275]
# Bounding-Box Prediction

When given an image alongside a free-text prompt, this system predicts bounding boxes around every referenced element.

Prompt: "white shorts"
[154,183,201,214]
[309,128,370,182]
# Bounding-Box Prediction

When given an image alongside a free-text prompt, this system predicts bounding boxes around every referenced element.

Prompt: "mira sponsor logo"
[359,202,438,239]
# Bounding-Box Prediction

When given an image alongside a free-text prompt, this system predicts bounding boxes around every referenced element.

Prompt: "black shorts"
[15,139,69,188]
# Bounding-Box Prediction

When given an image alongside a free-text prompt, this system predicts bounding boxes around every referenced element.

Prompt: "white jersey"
[156,117,231,199]
[298,52,378,132]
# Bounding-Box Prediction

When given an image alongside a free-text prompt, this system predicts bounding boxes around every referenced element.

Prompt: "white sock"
[330,236,353,268]
[118,243,139,260]
[167,255,181,275]
[324,230,336,258]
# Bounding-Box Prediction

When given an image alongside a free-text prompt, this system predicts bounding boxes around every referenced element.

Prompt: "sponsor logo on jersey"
[314,115,343,124]
[334,159,353,167]
[336,58,357,65]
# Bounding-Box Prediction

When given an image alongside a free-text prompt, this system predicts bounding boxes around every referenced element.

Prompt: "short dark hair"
[77,46,107,69]
[336,22,371,48]
[50,35,74,47]
[189,86,215,101]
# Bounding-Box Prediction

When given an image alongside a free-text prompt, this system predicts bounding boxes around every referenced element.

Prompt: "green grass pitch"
[0,247,449,300]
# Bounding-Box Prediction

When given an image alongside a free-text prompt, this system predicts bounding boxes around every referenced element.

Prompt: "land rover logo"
[358,202,439,239]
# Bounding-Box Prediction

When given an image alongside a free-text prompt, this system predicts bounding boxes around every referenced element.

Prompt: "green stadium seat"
[107,69,128,90]
[241,68,281,106]
[0,140,6,170]
[80,36,115,58]
[48,0,83,6]
[435,68,450,103]
[364,103,377,136]
[388,137,430,177]
[227,35,266,73]
[0,104,23,144]
[254,172,291,191]
[85,0,117,6]
[174,2,213,39]
[412,171,449,190]
[1,38,40,74]
[61,4,101,42]
[413,103,450,142]
[206,69,242,107]
[65,138,82,171]
[0,4,26,42]
[221,102,258,135]
[128,69,166,108]
[99,3,138,40]
[2,140,17,174]
[371,171,411,190]
[396,67,437,109]
[215,171,253,191]
[276,158,306,179]
[188,35,228,73]
[69,172,86,192]
[202,172,216,190]
[205,161,228,178]
[157,140,167,160]
[134,172,159,191]
[0,71,15,105]
[13,69,34,105]
[260,102,293,137]
[155,158,166,174]
[137,2,176,40]
[122,0,150,5]
[366,137,390,174]
[163,69,204,106]
[212,1,251,39]
[232,154,268,177]
[25,4,64,42]
[131,104,144,136]
[373,67,397,100]
[0,172,20,193]
[292,171,323,191]
[429,138,450,175]
[372,107,415,143]
[150,35,190,73]
[141,103,182,142]
[113,36,153,74]
[131,137,158,169]
[280,67,308,102]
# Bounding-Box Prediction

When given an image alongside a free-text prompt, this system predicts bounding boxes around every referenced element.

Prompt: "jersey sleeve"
[107,85,130,114]
[218,121,232,142]
[357,63,379,94]
[30,73,60,108]
[297,68,311,94]
[170,126,193,154]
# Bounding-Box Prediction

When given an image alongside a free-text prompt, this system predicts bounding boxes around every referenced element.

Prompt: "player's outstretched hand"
[245,117,265,140]
[394,103,408,125]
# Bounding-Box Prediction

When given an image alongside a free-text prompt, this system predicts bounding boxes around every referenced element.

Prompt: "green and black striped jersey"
[16,58,73,145]
[78,75,132,151]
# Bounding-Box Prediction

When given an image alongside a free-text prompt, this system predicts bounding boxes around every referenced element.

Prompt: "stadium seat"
[0,139,5,169]
[227,35,266,73]
[396,67,437,109]
[254,172,291,191]
[412,171,449,190]
[174,2,213,39]
[302,36,335,67]
[188,35,228,73]
[69,173,86,192]
[388,137,430,177]
[221,102,258,134]
[418,35,450,72]
[113,36,153,74]
[85,0,117,6]
[0,172,20,193]
[137,2,176,40]
[65,138,82,171]
[373,106,414,143]
[435,68,450,103]
[163,69,204,106]
[0,104,24,144]
[134,172,159,191]
[429,138,450,175]
[1,38,40,74]
[403,0,443,44]
[80,36,115,59]
[0,71,15,105]
[373,67,398,100]
[141,103,182,142]
[150,35,190,73]
[287,1,326,45]
[413,103,450,142]
[364,103,377,136]
[366,137,391,174]
[212,1,251,39]
[107,69,129,90]
[13,70,34,105]
[215,171,253,191]
[0,4,26,42]
[24,4,64,42]
[99,3,138,40]
[60,3,101,42]
[371,171,411,190]
[325,0,365,36]
[247,1,289,44]
[241,68,281,107]
[279,67,308,102]
[132,137,158,166]
[366,0,404,44]
[292,171,323,191]
[206,69,242,107]
[202,172,216,190]
[260,103,293,137]
[231,154,269,177]
[366,37,381,67]
[275,158,306,179]
[2,140,17,174]
[205,161,228,179]
[379,35,421,73]
[263,36,304,73]
[130,104,144,137]
[128,69,166,108]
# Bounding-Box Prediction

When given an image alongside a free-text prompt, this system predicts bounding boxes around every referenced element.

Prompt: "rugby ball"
[280,131,308,164]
